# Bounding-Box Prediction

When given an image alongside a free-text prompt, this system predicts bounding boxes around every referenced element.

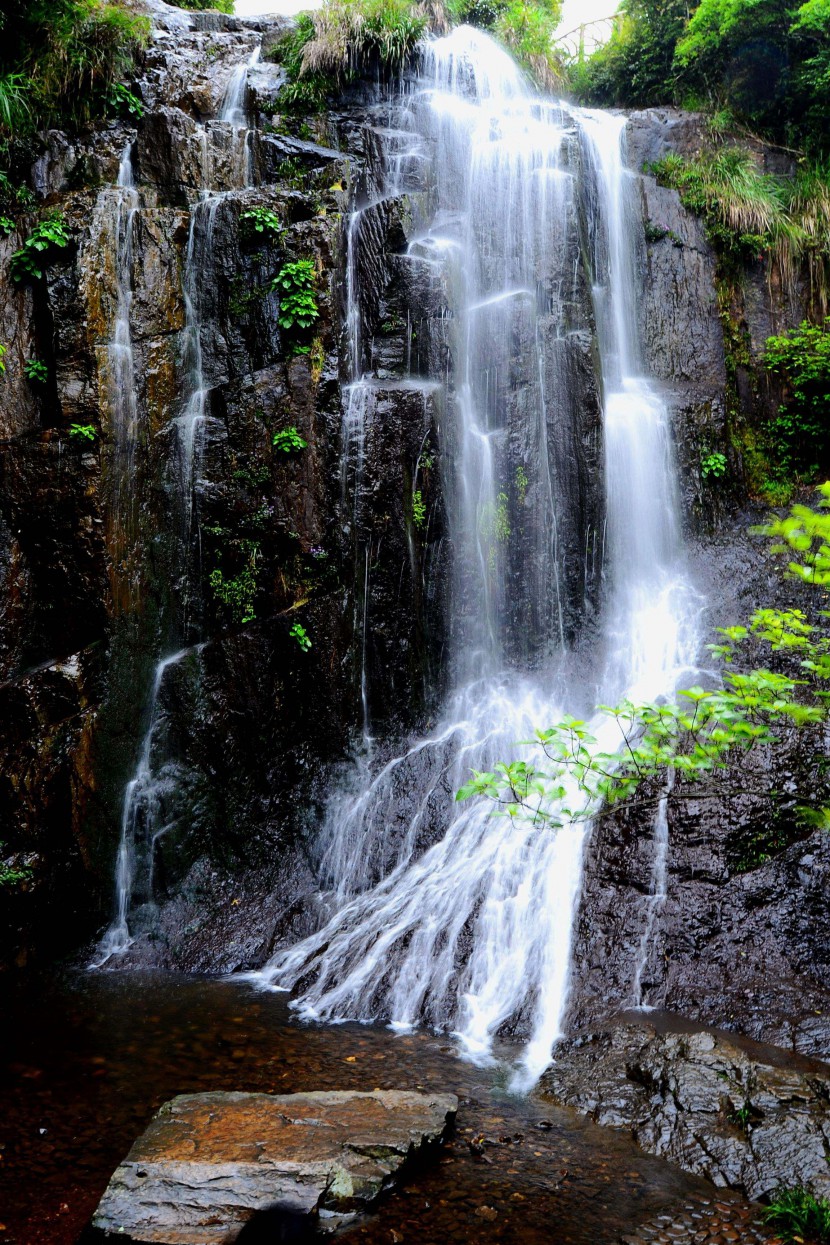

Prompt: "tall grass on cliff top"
[0,0,149,138]
[295,0,429,80]
[651,147,830,312]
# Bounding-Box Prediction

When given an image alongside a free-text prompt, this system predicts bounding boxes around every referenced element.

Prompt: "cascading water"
[105,143,141,587]
[92,42,261,966]
[250,29,702,1083]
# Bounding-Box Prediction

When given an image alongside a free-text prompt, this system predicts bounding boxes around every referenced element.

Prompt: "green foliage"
[573,0,687,108]
[0,72,31,132]
[648,149,796,269]
[271,259,320,333]
[0,843,33,889]
[239,206,284,242]
[24,358,48,383]
[458,487,830,838]
[297,0,428,82]
[69,423,97,440]
[0,1,150,138]
[290,621,312,651]
[448,0,507,27]
[494,0,565,92]
[575,0,830,159]
[106,80,143,118]
[701,449,727,479]
[0,343,6,376]
[208,539,260,625]
[763,319,830,477]
[412,487,426,529]
[0,170,34,218]
[273,425,308,453]
[762,1187,830,1243]
[9,214,70,282]
[172,0,234,11]
[515,464,528,504]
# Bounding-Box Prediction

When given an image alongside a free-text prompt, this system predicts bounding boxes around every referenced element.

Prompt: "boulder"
[91,1089,457,1242]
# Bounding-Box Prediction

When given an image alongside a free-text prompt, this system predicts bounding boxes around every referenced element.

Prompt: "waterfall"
[106,143,140,588]
[249,29,702,1083]
[88,648,192,967]
[92,44,261,966]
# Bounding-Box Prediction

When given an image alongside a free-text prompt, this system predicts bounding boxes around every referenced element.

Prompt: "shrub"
[412,487,426,528]
[763,319,830,477]
[271,259,319,333]
[285,0,427,85]
[0,0,149,137]
[0,343,6,376]
[762,1188,830,1244]
[9,214,70,282]
[494,0,565,93]
[172,0,234,11]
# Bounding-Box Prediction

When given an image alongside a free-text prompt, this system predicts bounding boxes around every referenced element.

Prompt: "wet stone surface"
[92,1089,457,1241]
[540,1021,830,1201]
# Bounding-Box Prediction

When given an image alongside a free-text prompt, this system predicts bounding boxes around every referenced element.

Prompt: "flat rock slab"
[92,1089,457,1243]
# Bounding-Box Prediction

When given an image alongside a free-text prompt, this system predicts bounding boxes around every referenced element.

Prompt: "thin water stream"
[91,44,261,966]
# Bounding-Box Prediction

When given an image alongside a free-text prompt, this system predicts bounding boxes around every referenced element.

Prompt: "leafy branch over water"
[458,486,830,832]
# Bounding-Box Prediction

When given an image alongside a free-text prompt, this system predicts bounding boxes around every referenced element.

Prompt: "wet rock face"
[541,1022,830,1202]
[91,1089,457,1241]
[567,524,830,1057]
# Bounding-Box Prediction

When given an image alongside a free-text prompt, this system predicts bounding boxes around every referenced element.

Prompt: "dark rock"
[540,1022,830,1201]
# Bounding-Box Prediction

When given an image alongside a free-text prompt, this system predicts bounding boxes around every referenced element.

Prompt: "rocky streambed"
[0,971,803,1245]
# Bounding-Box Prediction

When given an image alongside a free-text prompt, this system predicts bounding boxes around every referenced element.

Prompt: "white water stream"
[250,29,702,1082]
[92,44,261,966]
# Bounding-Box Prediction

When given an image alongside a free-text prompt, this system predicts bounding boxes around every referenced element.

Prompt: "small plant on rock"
[239,206,284,242]
[10,215,70,282]
[412,487,426,529]
[701,450,727,479]
[69,423,97,442]
[24,358,48,384]
[106,82,143,118]
[762,1188,830,1244]
[271,259,319,333]
[0,343,6,376]
[273,426,308,453]
[290,621,312,652]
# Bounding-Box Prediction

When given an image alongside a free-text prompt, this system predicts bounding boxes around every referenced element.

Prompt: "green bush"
[763,319,830,477]
[171,0,234,11]
[240,206,284,242]
[762,1187,830,1244]
[271,259,320,333]
[701,449,727,479]
[9,215,70,282]
[574,0,830,159]
[0,0,149,138]
[24,358,48,383]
